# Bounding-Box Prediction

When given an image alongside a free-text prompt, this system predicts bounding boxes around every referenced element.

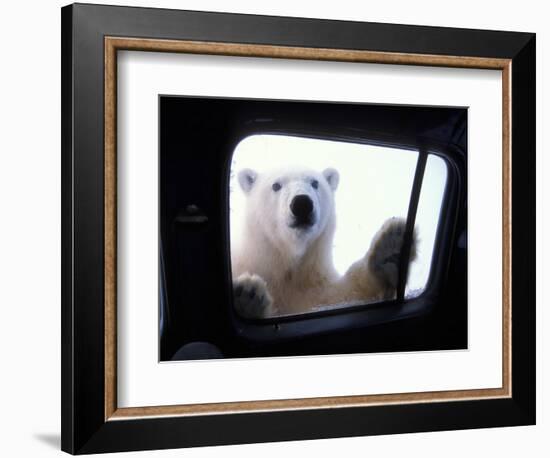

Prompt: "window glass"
[406,154,448,298]
[229,134,445,318]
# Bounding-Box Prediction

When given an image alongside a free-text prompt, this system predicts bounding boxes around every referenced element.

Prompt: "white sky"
[229,134,447,297]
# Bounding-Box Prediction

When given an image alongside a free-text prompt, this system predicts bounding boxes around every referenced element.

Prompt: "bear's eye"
[272,182,282,192]
[311,179,319,189]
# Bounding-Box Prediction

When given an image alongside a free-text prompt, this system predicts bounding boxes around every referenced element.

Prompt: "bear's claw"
[233,273,274,319]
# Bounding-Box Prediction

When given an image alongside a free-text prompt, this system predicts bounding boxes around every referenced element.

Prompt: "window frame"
[226,120,465,342]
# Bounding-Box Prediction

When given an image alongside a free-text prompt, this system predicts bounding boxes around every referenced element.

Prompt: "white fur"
[232,166,416,318]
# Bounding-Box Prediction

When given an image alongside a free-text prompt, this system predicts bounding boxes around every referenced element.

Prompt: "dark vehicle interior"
[160,96,467,361]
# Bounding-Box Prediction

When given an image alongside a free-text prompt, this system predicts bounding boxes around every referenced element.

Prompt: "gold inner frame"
[104,37,512,421]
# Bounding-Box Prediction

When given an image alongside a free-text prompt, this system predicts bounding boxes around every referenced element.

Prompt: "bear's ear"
[322,168,339,191]
[238,168,258,193]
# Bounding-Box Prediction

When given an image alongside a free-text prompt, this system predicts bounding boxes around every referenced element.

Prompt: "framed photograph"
[61,3,536,454]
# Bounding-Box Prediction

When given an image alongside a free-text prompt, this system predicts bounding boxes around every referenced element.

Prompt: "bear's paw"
[367,217,418,290]
[233,273,274,319]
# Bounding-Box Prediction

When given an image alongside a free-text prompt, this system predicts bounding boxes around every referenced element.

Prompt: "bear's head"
[237,167,339,257]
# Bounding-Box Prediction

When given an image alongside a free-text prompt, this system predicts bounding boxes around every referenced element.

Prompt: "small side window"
[406,154,448,298]
[229,134,447,320]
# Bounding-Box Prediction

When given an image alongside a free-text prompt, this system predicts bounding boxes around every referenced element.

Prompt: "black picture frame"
[61,3,535,454]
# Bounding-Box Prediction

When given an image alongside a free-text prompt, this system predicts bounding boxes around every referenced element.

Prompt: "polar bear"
[231,166,417,319]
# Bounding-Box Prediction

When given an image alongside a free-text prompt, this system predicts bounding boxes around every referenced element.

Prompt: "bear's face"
[238,167,339,257]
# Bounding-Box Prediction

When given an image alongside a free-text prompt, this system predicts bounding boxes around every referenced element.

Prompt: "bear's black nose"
[290,194,314,224]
